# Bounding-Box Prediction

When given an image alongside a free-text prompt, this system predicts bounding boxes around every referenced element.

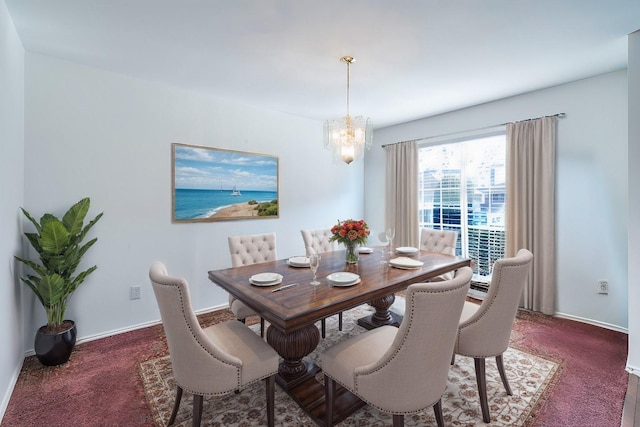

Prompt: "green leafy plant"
[14,198,103,332]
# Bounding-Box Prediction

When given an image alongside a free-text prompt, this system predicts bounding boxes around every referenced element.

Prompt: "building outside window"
[418,133,506,290]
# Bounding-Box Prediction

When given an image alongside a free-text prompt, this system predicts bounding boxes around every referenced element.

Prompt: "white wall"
[366,71,629,330]
[627,30,640,373]
[22,53,364,345]
[0,0,25,416]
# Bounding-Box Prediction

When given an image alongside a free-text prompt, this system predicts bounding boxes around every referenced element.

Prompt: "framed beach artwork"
[172,143,279,222]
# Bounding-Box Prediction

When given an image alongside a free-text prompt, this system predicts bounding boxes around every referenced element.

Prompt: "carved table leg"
[357,293,403,330]
[266,323,321,389]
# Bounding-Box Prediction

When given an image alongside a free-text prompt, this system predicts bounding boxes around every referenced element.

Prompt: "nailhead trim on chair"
[455,260,531,358]
[159,281,275,396]
[345,285,466,415]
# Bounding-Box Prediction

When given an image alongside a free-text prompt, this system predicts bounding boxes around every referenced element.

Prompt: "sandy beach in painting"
[209,202,258,219]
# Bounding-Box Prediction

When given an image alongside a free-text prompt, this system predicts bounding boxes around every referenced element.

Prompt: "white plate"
[326,272,360,285]
[288,256,310,267]
[250,273,282,284]
[395,246,419,254]
[249,275,283,286]
[389,257,424,269]
[330,278,361,287]
[358,247,373,254]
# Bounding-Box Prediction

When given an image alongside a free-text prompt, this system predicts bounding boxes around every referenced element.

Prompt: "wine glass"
[385,227,396,254]
[309,253,321,286]
[378,231,389,263]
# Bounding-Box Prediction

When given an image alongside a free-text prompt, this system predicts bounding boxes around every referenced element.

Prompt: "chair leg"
[496,354,513,395]
[451,353,455,365]
[265,376,275,427]
[474,357,491,423]
[325,375,336,427]
[338,312,343,331]
[433,399,444,427]
[239,318,246,324]
[392,414,404,427]
[167,386,183,426]
[321,319,326,339]
[260,318,265,338]
[192,394,203,427]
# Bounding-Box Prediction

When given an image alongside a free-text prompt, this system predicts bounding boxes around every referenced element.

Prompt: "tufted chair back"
[419,228,459,281]
[228,232,278,267]
[419,228,458,256]
[301,229,337,255]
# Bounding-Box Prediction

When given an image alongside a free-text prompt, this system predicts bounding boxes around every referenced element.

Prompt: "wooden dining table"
[208,248,470,426]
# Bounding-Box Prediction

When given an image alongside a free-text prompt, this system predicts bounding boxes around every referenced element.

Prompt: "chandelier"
[324,56,372,164]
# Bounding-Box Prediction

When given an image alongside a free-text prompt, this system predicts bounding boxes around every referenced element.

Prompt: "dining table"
[208,247,471,426]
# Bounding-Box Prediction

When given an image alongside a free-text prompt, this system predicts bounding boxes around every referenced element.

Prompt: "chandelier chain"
[346,59,350,117]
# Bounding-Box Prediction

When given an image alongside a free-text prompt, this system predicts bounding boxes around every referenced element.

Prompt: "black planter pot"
[34,320,77,366]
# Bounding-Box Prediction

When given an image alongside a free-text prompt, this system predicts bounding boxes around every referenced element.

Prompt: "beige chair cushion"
[204,320,279,385]
[301,229,337,255]
[455,249,534,357]
[149,262,278,396]
[322,267,473,414]
[322,326,397,391]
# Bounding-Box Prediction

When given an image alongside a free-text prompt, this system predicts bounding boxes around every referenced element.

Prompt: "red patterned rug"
[140,306,561,426]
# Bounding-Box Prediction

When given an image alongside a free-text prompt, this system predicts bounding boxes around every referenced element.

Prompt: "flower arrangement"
[329,219,370,245]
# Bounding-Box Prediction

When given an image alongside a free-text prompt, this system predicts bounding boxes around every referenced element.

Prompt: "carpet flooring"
[1,305,628,427]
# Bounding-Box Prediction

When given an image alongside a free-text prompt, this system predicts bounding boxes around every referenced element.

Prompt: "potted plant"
[15,197,103,366]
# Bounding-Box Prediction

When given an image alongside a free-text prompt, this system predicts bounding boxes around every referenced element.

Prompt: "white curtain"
[385,141,418,248]
[506,116,557,315]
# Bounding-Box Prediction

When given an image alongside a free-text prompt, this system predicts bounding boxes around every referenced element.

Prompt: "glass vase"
[344,241,359,264]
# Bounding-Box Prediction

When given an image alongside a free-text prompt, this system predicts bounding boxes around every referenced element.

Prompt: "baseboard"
[553,311,628,334]
[0,357,24,423]
[622,372,638,427]
[465,290,628,334]
[23,303,229,357]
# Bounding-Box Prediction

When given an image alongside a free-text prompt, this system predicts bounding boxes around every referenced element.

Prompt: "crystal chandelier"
[324,56,372,164]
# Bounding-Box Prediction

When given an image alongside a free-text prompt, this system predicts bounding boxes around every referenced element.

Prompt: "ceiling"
[5,1,640,128]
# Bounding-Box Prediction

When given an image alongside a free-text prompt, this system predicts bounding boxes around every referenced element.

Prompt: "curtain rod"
[381,113,566,148]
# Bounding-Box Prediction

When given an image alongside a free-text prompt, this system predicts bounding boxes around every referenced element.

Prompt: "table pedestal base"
[267,323,366,426]
[357,294,403,330]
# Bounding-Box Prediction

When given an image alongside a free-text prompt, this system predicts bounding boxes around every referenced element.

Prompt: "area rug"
[139,305,561,426]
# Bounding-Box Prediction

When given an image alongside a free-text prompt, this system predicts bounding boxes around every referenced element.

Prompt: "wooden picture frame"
[172,143,279,222]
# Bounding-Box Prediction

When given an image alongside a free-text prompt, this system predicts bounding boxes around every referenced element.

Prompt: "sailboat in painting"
[231,185,241,196]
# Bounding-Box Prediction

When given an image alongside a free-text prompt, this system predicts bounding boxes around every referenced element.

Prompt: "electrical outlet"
[597,280,609,294]
[130,285,141,300]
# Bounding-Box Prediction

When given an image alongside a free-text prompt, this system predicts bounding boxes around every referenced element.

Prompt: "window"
[418,133,506,288]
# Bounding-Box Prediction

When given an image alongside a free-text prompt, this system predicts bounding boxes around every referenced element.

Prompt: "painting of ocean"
[174,188,278,220]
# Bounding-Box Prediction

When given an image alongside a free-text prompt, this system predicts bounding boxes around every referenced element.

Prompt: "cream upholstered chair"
[227,232,278,337]
[300,229,341,337]
[420,228,458,256]
[149,262,279,427]
[453,249,534,423]
[419,228,459,281]
[322,267,473,427]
